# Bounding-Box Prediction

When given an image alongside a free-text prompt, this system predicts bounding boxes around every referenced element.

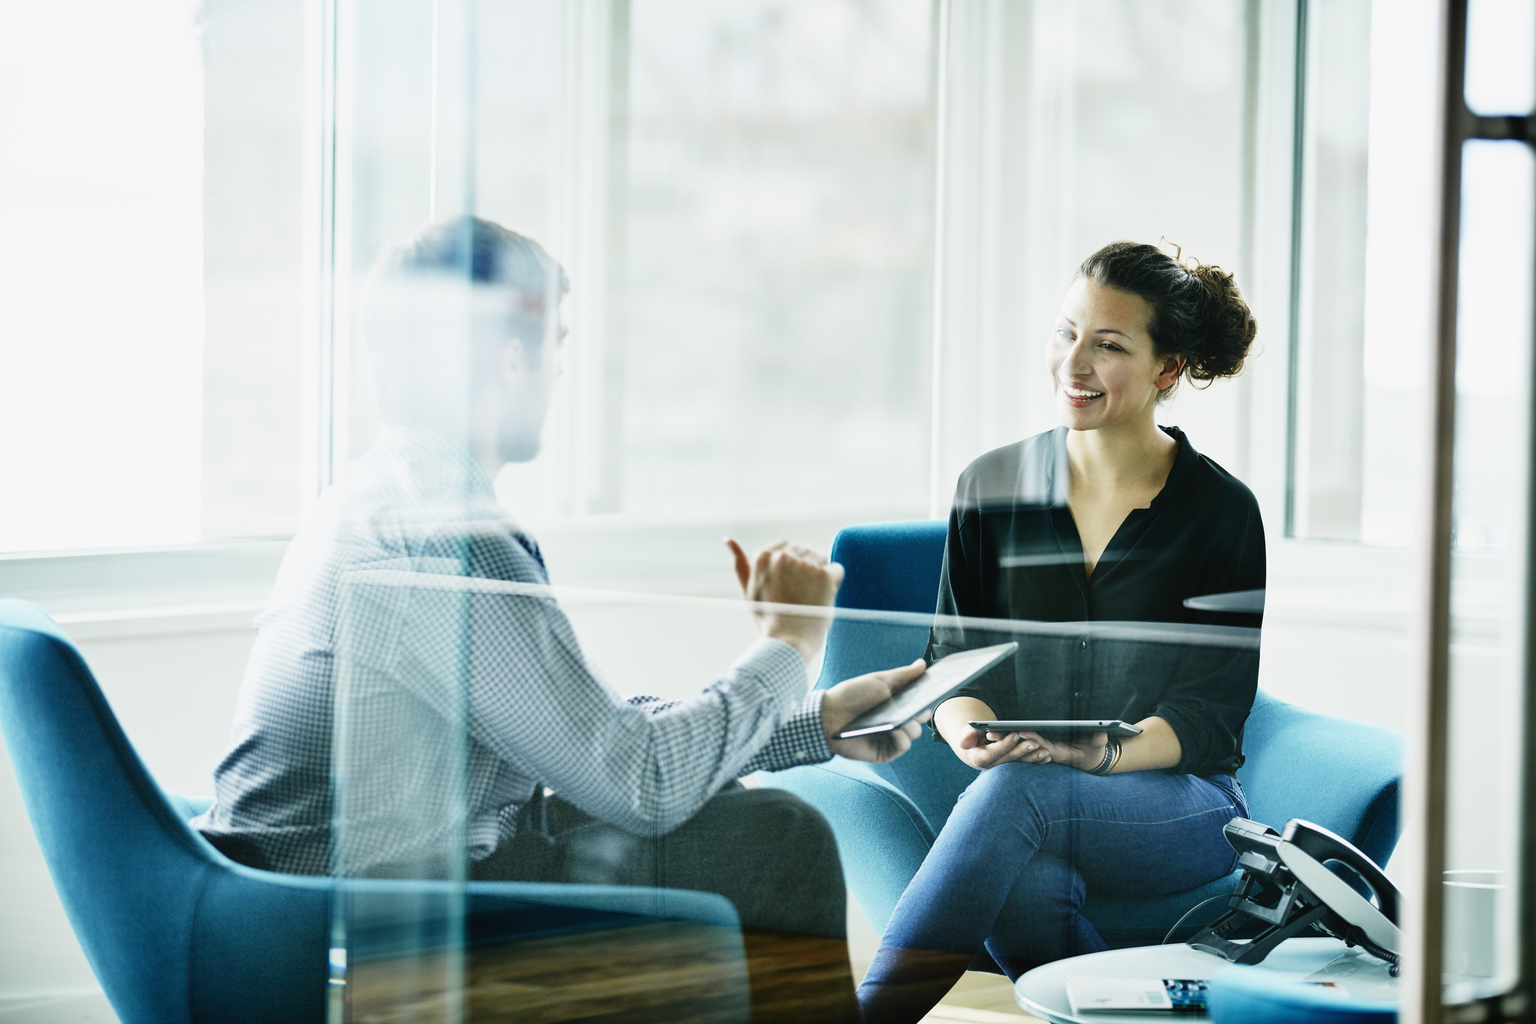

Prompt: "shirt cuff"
[742,689,831,774]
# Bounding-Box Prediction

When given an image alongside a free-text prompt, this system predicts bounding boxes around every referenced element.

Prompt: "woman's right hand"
[933,695,1049,770]
[951,726,1044,769]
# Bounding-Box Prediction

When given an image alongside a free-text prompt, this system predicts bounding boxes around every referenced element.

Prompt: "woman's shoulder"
[1166,427,1262,519]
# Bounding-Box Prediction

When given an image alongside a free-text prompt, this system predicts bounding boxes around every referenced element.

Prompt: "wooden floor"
[923,972,1044,1023]
[346,924,1042,1024]
[349,922,750,1024]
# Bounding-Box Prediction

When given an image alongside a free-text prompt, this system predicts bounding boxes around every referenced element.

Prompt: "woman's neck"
[1064,415,1177,491]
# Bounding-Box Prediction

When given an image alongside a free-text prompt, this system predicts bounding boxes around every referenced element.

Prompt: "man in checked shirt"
[193,217,928,1019]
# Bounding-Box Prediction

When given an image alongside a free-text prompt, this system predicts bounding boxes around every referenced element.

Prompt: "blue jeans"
[880,763,1246,978]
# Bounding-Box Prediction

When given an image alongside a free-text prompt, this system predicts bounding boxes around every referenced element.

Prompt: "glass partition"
[17,0,1536,1021]
[1441,138,1534,1001]
[327,579,1270,1022]
[188,0,1530,1021]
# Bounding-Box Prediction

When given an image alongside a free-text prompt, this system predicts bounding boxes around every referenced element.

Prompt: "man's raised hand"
[725,538,844,662]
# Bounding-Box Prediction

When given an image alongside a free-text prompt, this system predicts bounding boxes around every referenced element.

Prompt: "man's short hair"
[364,217,567,423]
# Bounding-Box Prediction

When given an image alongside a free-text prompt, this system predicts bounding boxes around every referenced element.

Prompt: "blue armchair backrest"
[0,600,327,1024]
[815,521,978,835]
[1239,691,1401,867]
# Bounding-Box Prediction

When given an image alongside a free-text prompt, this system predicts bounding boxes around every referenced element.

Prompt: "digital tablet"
[833,642,1019,740]
[968,719,1144,740]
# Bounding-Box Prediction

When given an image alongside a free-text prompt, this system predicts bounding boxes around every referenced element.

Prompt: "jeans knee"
[960,761,1072,809]
[954,763,1104,842]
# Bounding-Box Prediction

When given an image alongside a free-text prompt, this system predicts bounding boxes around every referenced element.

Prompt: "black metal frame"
[1427,1,1536,1022]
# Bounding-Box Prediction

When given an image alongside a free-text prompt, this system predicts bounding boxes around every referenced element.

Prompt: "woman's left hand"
[984,729,1108,772]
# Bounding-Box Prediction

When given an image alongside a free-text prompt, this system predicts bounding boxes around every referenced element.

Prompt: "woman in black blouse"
[858,241,1264,1024]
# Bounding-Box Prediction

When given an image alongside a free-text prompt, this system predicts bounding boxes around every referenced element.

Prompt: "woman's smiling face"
[1047,276,1183,434]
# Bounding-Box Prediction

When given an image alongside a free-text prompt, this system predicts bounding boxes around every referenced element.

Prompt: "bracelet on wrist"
[1090,738,1121,776]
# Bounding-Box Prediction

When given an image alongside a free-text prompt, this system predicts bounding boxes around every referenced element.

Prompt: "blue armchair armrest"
[758,760,935,934]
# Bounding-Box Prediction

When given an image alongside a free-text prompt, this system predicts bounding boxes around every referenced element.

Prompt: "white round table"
[1013,938,1398,1024]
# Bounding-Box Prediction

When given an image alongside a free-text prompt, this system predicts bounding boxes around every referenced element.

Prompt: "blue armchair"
[759,521,1403,949]
[0,599,747,1024]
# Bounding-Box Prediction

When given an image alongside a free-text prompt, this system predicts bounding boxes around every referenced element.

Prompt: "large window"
[0,0,310,554]
[618,0,933,518]
[334,0,936,527]
[0,1,206,552]
[0,0,1305,557]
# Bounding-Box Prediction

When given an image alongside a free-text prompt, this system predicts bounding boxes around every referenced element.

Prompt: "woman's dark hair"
[1078,240,1256,399]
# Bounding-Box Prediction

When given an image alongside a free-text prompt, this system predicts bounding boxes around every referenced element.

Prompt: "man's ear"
[498,336,529,384]
[1155,353,1187,391]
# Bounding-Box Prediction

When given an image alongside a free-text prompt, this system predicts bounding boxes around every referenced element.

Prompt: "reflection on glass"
[33,0,1443,1019]
[1442,139,1534,1002]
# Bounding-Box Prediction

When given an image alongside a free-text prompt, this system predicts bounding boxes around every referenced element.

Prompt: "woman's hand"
[989,729,1108,772]
[951,725,1037,769]
[933,695,1040,769]
[952,728,1107,771]
[991,718,1185,774]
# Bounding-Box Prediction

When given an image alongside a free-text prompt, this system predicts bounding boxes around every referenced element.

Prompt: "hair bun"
[1078,240,1257,398]
[1186,262,1256,383]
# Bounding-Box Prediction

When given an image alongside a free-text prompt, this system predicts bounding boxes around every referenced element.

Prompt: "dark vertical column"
[1418,0,1466,1019]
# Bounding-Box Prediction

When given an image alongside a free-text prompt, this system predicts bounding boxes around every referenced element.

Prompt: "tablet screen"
[833,641,1018,739]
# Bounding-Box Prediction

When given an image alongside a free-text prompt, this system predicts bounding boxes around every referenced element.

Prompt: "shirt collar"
[371,423,498,503]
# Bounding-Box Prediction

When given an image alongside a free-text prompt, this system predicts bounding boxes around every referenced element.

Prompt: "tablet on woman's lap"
[968,719,1143,740]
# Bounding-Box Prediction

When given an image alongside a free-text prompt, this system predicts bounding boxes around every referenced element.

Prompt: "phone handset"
[1274,820,1401,959]
[1185,817,1401,972]
[1281,819,1400,924]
